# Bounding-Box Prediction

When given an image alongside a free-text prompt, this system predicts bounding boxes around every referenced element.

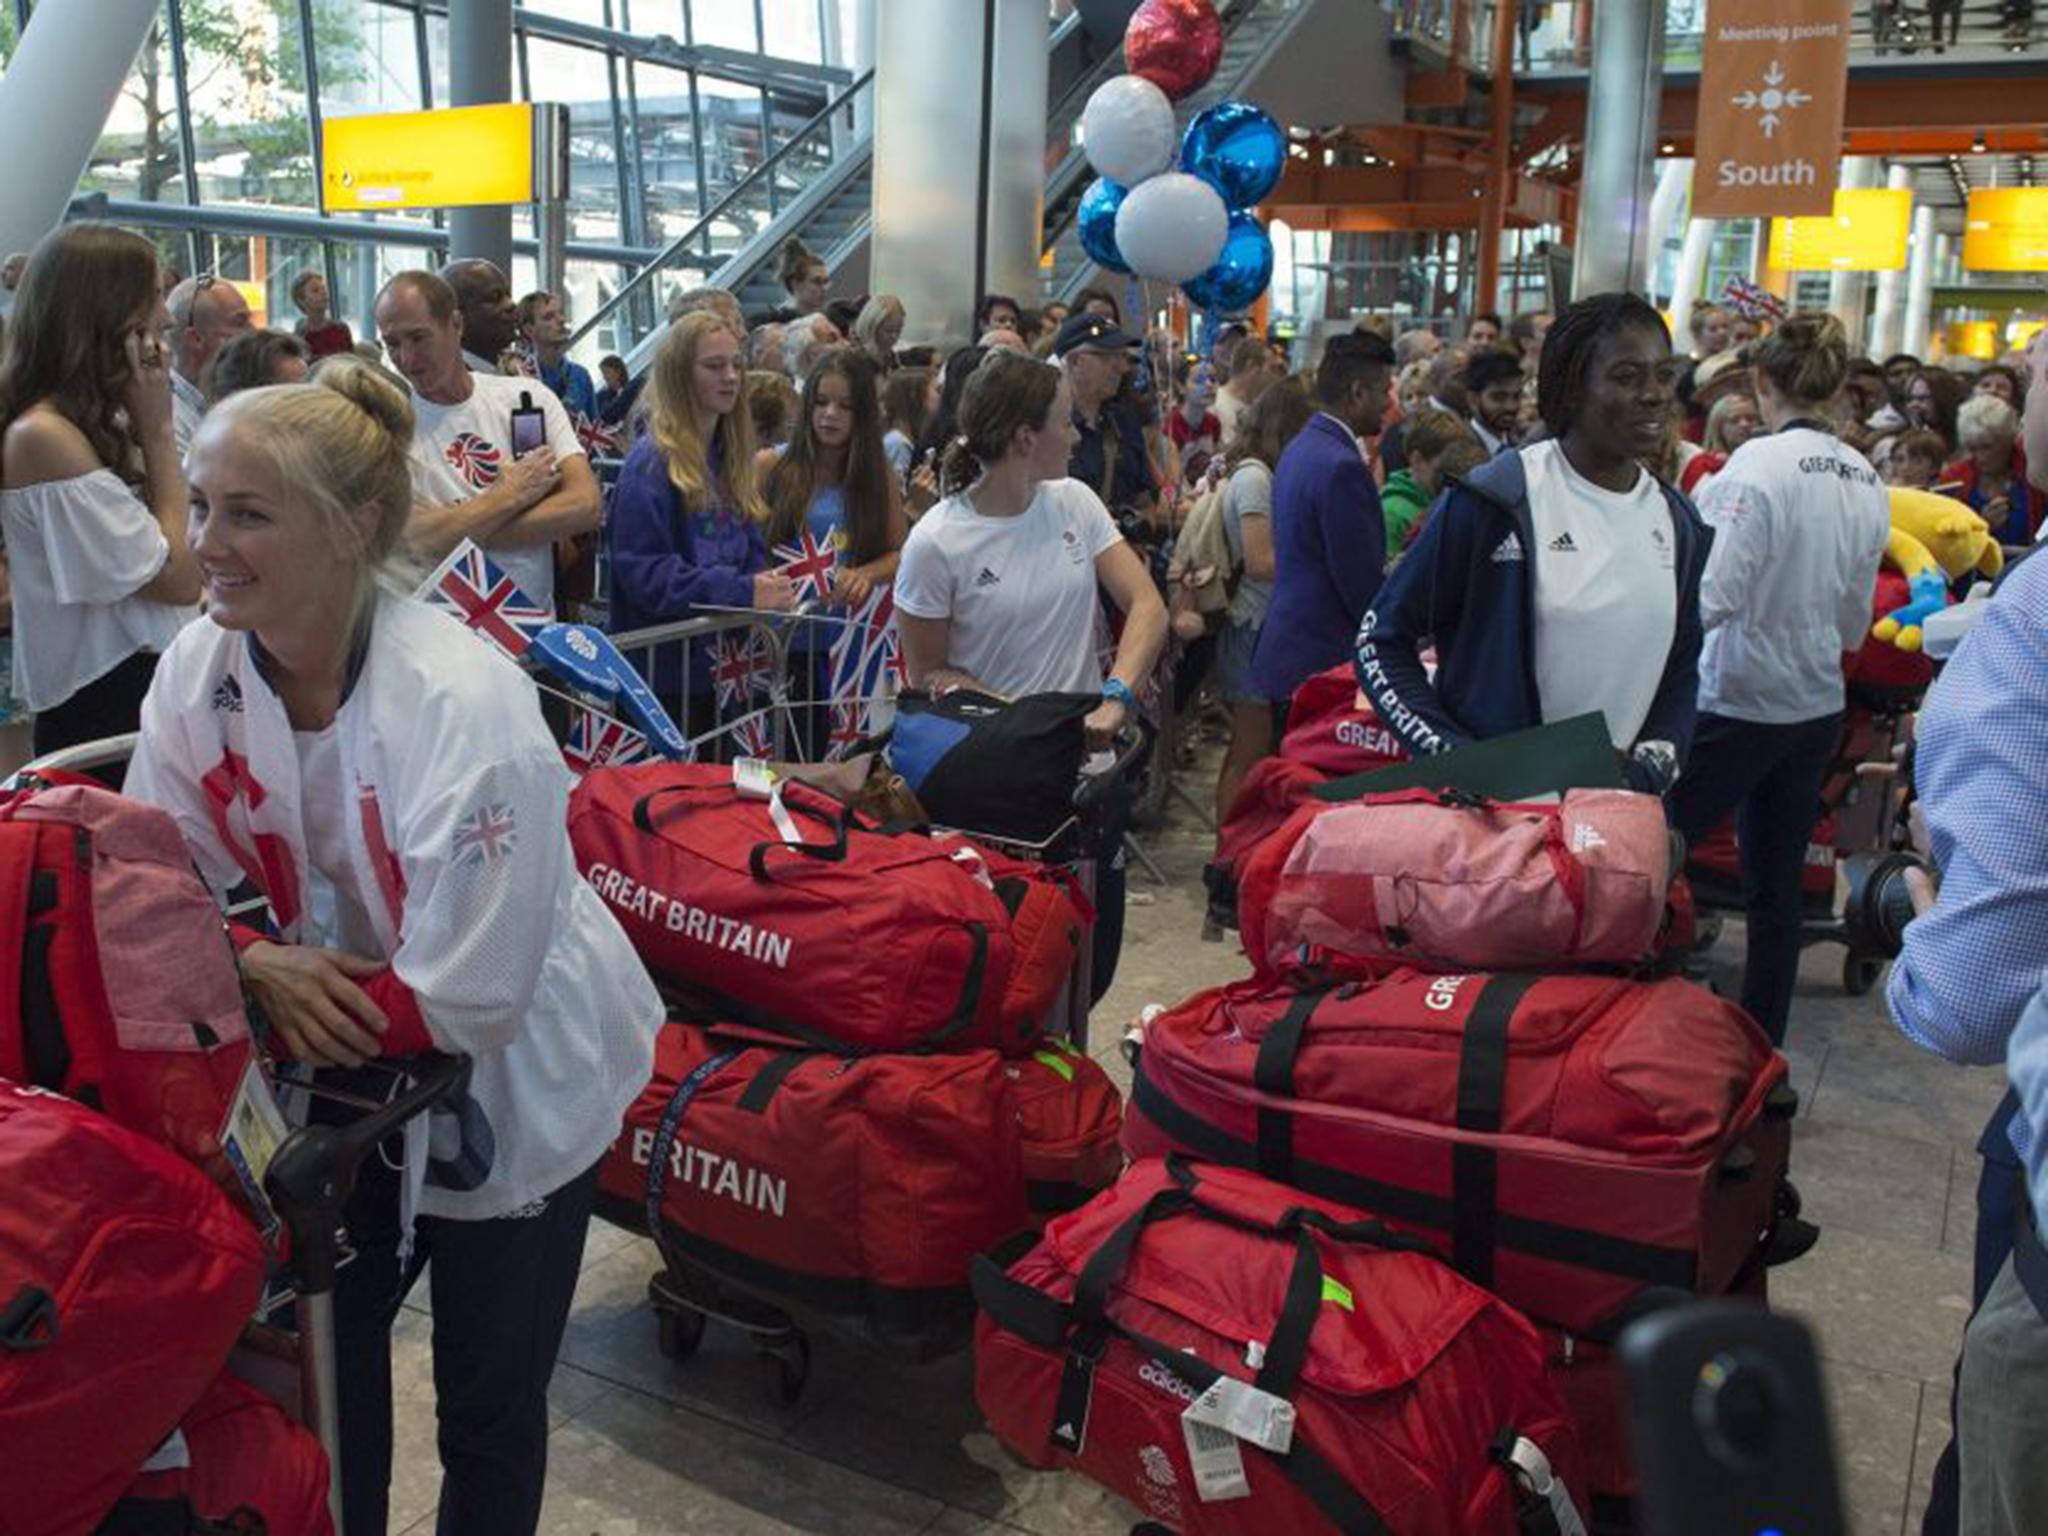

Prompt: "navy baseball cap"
[1053,311,1140,359]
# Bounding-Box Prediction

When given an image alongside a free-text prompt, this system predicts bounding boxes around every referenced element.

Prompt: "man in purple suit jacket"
[1249,330,1397,706]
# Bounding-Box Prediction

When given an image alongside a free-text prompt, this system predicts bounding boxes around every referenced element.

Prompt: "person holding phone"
[374,270,598,615]
[0,223,200,756]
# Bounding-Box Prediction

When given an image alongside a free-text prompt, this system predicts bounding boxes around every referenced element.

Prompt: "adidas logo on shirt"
[1490,532,1525,563]
[1547,531,1578,553]
[974,567,1001,588]
[210,677,244,714]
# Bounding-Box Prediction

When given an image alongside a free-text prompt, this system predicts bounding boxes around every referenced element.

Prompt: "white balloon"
[1080,75,1176,187]
[1114,172,1229,284]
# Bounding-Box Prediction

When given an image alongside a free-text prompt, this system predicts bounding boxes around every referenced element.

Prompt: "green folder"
[1312,712,1624,802]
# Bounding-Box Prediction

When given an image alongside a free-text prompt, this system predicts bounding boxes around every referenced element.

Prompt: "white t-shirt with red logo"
[404,369,585,613]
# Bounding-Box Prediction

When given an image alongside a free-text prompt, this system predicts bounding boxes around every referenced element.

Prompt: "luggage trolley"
[11,738,474,1536]
[634,723,1151,1404]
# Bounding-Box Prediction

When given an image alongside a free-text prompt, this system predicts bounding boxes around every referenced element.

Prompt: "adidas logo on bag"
[1490,532,1525,563]
[1547,531,1578,553]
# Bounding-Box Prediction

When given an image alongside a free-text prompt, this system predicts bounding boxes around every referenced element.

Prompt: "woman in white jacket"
[126,357,660,1536]
[1666,313,1890,1049]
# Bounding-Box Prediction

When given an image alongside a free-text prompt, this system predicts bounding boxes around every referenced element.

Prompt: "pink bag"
[1239,787,1673,976]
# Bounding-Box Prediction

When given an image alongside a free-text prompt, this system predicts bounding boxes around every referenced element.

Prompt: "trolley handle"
[264,1053,472,1297]
[1073,717,1154,817]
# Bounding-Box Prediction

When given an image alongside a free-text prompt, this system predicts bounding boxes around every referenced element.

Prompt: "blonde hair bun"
[311,353,415,445]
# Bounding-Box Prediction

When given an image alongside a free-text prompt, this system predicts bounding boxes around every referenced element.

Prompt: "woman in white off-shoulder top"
[0,223,199,759]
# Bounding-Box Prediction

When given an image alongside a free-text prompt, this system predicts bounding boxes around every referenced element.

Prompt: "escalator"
[569,0,1327,374]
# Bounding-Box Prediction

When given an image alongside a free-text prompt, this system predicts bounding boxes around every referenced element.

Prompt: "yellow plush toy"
[1871,488,2004,653]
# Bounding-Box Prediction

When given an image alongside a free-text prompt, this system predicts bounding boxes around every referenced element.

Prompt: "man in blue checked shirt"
[1888,540,2048,1536]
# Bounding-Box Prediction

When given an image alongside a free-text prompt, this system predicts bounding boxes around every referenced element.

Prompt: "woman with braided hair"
[1355,290,1711,795]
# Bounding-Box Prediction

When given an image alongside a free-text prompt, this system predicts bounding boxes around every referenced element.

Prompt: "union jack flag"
[1720,275,1787,324]
[451,802,518,866]
[728,710,774,759]
[824,583,902,760]
[573,413,622,460]
[709,629,775,710]
[561,703,655,775]
[771,527,840,606]
[418,540,551,661]
[444,430,504,491]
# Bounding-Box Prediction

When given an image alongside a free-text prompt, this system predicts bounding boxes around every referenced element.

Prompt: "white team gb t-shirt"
[404,370,585,613]
[894,476,1124,697]
[1521,439,1678,751]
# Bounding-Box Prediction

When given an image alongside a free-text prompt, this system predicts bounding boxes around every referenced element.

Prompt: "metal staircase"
[567,0,1313,374]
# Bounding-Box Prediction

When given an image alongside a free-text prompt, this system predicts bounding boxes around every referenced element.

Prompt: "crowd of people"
[2,210,2047,1535]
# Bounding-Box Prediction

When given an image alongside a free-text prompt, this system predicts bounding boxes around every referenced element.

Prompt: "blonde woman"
[126,358,661,1536]
[851,292,905,372]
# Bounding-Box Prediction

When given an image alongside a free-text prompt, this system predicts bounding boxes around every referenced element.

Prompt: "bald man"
[439,257,520,373]
[165,274,254,455]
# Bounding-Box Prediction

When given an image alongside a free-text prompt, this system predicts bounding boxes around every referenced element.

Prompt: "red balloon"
[1123,0,1224,102]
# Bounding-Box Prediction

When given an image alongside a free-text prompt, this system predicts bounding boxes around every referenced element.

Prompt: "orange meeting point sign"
[1693,0,1853,220]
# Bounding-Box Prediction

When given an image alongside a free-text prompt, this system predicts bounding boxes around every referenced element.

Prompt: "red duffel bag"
[1123,970,1792,1337]
[1004,1038,1123,1219]
[0,1081,267,1536]
[1239,786,1674,977]
[1276,664,1409,778]
[973,1158,1586,1536]
[119,1372,335,1536]
[568,762,1044,1055]
[0,785,253,1177]
[595,1020,1030,1355]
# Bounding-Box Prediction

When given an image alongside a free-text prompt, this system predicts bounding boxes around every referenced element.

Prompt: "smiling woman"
[123,356,662,1536]
[1356,291,1714,797]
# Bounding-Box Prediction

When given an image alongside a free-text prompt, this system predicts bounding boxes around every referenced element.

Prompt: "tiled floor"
[382,791,2004,1536]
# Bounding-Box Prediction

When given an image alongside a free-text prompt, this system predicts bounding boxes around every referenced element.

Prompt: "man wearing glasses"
[164,273,253,456]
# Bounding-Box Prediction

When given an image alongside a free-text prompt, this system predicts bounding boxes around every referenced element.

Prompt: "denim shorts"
[1215,620,1268,705]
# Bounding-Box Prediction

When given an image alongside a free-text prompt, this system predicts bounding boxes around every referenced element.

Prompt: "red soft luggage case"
[1276,664,1409,778]
[0,785,252,1175]
[596,1020,1030,1354]
[973,1158,1586,1536]
[1212,756,1330,890]
[1123,970,1792,1337]
[0,1081,267,1536]
[568,763,1041,1055]
[1004,1038,1123,1219]
[119,1372,335,1536]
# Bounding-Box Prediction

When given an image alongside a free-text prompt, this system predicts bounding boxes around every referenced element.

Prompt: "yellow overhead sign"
[1767,188,1912,272]
[321,103,536,213]
[1962,188,2048,272]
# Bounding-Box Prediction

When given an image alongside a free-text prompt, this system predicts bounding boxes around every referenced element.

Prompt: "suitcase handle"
[746,795,851,881]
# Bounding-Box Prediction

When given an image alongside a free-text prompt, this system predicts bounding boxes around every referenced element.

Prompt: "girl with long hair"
[851,293,905,373]
[881,364,936,489]
[127,358,659,1536]
[0,222,199,757]
[756,348,907,751]
[607,313,794,725]
[1211,375,1314,826]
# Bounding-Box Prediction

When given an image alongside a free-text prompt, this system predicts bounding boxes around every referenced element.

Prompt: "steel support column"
[1867,162,1912,358]
[1570,0,1665,298]
[1474,0,1518,315]
[448,0,515,274]
[1901,202,1937,360]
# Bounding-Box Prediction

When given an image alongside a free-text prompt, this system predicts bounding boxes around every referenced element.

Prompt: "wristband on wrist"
[1102,677,1137,711]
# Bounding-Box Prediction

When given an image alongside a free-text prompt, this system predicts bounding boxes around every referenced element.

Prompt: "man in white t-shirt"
[165,274,254,457]
[374,270,599,614]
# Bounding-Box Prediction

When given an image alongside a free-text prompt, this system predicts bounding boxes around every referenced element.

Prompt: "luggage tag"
[1182,1374,1296,1456]
[1505,1436,1589,1536]
[217,1057,290,1237]
[733,760,804,848]
[1180,1409,1251,1502]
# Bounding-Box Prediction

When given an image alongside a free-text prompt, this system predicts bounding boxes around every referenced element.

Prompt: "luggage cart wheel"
[648,1277,707,1362]
[762,1331,811,1406]
[1776,1177,1803,1225]
[1841,952,1884,997]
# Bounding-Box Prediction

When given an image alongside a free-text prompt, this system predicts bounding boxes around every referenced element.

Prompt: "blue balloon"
[1181,210,1273,313]
[1077,177,1132,275]
[1179,100,1287,209]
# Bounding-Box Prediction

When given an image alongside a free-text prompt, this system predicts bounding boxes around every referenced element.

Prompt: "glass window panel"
[86,5,190,206]
[758,0,822,62]
[521,0,615,22]
[321,2,426,115]
[687,0,759,51]
[620,1,689,38]
[522,37,624,247]
[629,60,707,244]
